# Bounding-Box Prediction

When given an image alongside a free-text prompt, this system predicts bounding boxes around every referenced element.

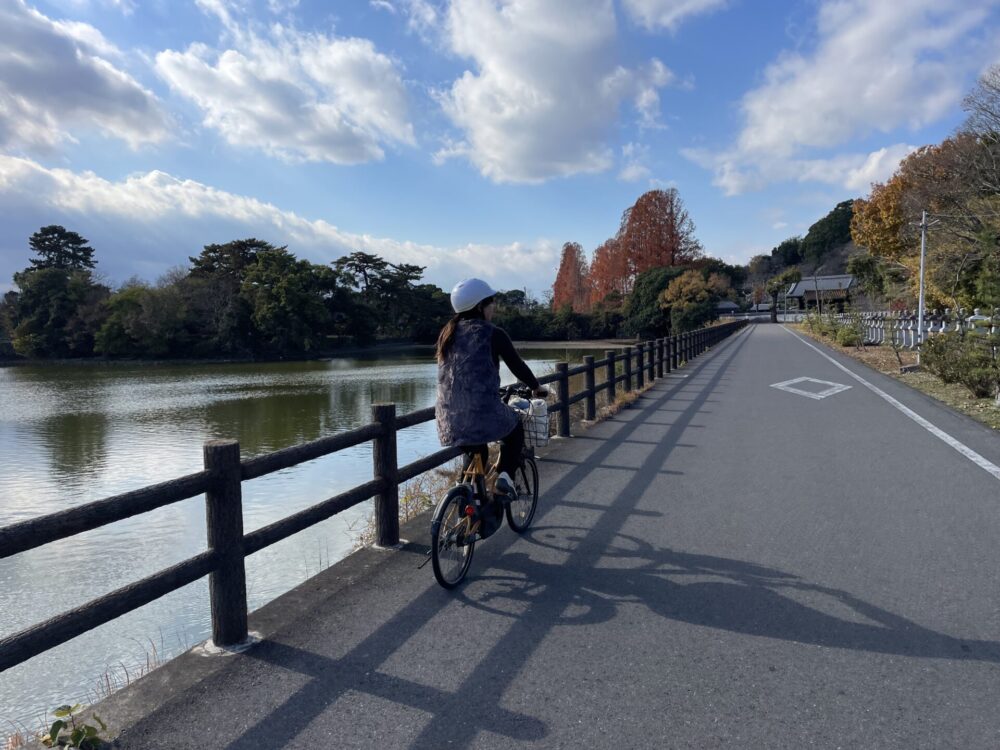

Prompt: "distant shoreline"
[0,338,633,368]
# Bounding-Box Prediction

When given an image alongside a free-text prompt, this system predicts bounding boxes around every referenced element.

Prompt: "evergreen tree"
[28,226,97,271]
[800,200,854,267]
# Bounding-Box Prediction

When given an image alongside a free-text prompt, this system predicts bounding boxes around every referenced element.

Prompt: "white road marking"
[771,376,852,400]
[782,326,1000,481]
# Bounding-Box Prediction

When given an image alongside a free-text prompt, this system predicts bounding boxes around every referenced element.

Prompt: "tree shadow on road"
[459,528,999,663]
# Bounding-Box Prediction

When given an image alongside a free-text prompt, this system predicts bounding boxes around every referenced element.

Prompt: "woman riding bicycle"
[436,278,547,501]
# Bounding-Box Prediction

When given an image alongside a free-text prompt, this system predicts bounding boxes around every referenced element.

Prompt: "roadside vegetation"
[769,64,1000,431]
[792,315,1000,431]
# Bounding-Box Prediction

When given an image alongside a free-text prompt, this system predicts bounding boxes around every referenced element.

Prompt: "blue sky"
[1,0,998,298]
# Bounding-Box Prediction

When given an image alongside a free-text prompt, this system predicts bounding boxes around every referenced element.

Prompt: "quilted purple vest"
[436,319,519,447]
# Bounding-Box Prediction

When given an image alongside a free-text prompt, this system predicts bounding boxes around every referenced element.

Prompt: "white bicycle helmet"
[450,278,497,313]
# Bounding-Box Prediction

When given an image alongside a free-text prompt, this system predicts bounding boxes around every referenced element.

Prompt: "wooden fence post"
[623,346,633,391]
[556,362,571,437]
[204,439,248,647]
[584,355,596,421]
[670,335,678,370]
[656,338,664,378]
[605,350,617,404]
[372,404,400,548]
[647,340,655,381]
[635,343,645,389]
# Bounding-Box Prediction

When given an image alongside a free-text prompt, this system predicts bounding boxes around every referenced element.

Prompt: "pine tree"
[28,226,96,271]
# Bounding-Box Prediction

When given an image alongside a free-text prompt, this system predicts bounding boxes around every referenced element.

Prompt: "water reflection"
[0,347,608,729]
[36,411,111,480]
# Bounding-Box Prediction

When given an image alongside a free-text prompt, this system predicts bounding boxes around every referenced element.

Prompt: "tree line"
[3,223,736,361]
[0,232,460,359]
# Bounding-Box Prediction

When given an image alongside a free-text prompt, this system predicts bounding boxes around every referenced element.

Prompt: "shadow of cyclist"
[454,529,1000,663]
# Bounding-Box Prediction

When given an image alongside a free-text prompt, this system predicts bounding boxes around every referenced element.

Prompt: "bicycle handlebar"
[498,383,547,402]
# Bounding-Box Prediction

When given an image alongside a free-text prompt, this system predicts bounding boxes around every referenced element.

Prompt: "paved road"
[109,324,1000,749]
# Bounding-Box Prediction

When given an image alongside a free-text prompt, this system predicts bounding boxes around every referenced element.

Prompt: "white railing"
[834,308,1000,350]
[811,308,1000,403]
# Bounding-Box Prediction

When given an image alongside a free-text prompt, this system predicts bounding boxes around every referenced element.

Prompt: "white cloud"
[155,14,415,165]
[0,154,559,292]
[267,0,299,13]
[50,18,123,58]
[618,142,651,182]
[369,0,441,41]
[621,0,728,31]
[436,0,675,183]
[739,0,985,157]
[402,0,441,38]
[0,0,170,152]
[686,0,993,195]
[51,0,137,14]
[683,142,916,196]
[618,163,651,182]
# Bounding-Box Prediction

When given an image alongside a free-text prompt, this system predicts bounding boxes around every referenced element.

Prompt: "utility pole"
[918,210,928,349]
[917,211,939,360]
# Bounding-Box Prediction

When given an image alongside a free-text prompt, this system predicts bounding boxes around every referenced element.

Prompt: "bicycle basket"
[516,400,550,447]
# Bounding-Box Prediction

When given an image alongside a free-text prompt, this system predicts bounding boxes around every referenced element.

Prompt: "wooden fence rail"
[0,320,747,673]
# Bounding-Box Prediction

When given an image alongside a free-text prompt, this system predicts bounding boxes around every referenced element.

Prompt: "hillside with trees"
[747,66,1000,315]
[848,64,1000,311]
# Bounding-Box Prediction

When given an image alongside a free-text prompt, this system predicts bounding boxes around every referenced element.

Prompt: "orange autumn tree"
[617,189,703,282]
[551,241,591,312]
[588,237,628,307]
[551,188,705,312]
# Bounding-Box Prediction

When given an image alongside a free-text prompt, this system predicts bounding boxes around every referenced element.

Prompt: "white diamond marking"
[770,377,852,400]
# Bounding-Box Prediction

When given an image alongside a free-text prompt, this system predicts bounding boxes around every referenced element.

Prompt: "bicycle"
[430,384,544,589]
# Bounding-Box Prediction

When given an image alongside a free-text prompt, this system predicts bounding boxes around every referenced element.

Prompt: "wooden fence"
[0,320,747,673]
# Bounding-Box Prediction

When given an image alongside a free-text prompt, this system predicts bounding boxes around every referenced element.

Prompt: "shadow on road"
[461,532,999,662]
[115,325,996,750]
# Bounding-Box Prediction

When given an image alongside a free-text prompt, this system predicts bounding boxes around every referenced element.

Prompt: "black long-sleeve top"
[490,327,540,390]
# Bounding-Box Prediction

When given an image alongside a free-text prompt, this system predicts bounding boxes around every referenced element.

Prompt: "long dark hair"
[436,297,494,364]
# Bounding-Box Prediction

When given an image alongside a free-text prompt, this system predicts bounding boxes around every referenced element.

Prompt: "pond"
[0,345,615,729]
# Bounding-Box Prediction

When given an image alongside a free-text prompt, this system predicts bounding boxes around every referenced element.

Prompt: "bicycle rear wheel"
[431,485,476,588]
[506,456,538,533]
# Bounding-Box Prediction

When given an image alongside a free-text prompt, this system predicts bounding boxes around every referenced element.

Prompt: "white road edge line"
[782,325,1000,482]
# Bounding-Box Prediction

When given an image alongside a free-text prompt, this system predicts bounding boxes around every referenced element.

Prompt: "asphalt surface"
[110,323,1000,749]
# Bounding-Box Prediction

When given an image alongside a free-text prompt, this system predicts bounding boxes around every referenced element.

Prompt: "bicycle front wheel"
[506,456,538,533]
[431,485,476,589]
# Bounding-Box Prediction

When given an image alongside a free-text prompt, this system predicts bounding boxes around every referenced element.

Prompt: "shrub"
[955,344,999,398]
[836,326,861,347]
[959,366,1000,398]
[922,332,999,397]
[920,332,965,383]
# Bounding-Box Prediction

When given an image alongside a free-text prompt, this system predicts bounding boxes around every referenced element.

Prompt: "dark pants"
[464,422,524,477]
